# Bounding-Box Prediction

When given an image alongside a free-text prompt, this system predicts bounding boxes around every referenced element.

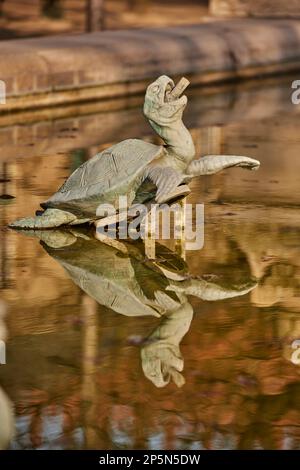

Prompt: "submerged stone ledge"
[1,18,300,113]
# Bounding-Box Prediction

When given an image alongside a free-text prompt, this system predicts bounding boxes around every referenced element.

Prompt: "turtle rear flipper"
[9,209,77,229]
[145,166,187,203]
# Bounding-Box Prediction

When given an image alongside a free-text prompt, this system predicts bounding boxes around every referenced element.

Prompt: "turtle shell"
[42,139,163,219]
[43,236,172,318]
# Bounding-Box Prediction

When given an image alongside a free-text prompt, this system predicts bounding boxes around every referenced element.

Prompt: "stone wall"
[210,0,300,18]
[1,20,300,114]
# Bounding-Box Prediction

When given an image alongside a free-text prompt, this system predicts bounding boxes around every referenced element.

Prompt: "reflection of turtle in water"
[27,228,257,387]
[10,75,260,230]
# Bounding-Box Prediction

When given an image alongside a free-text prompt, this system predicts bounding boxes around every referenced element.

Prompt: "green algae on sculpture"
[9,75,260,230]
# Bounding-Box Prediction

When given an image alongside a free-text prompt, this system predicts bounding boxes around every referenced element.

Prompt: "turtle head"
[143,75,188,126]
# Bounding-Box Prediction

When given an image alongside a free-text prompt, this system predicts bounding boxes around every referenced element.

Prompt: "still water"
[0,77,300,450]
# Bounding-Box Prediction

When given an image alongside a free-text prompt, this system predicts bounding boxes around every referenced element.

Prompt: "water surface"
[0,77,300,449]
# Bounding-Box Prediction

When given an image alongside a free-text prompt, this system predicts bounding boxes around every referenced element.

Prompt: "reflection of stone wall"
[1,76,299,160]
[210,0,300,17]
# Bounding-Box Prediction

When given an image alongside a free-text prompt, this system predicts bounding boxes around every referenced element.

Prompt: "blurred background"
[2,0,299,40]
[0,0,211,39]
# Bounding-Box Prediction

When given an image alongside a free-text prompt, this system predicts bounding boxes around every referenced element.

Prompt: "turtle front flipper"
[186,155,260,176]
[9,209,77,230]
[145,166,189,203]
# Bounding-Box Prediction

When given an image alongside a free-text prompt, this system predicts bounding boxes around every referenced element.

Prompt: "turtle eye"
[151,85,160,94]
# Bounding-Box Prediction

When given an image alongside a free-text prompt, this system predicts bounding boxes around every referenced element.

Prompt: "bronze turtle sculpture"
[10,75,260,229]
